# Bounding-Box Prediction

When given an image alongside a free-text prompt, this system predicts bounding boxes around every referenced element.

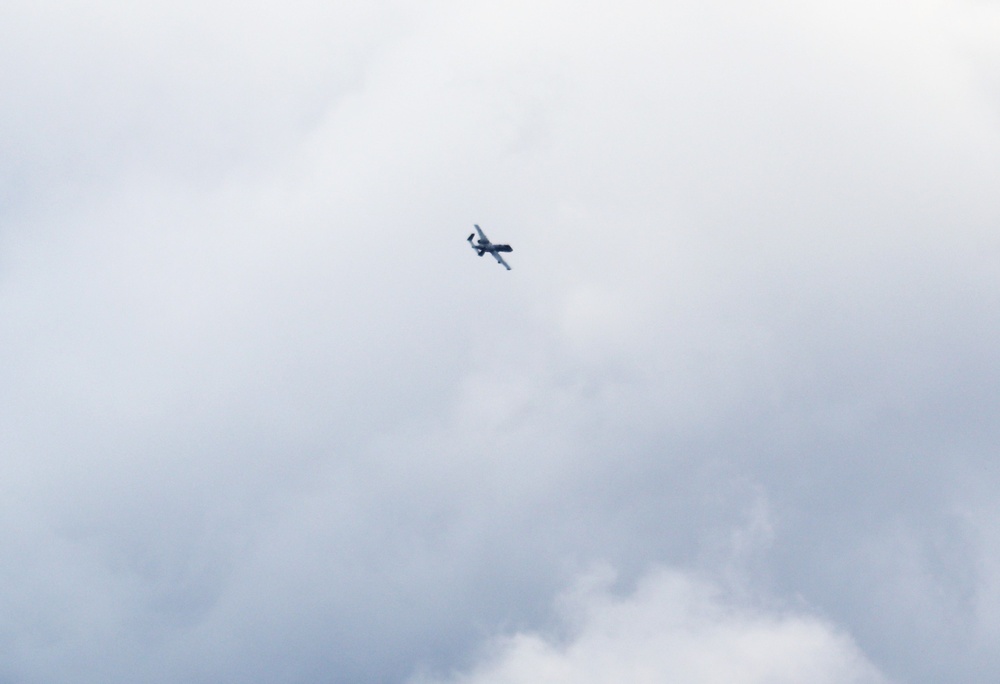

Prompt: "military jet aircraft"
[467,224,513,270]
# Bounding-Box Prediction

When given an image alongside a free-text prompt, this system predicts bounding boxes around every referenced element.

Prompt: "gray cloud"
[2,0,1000,682]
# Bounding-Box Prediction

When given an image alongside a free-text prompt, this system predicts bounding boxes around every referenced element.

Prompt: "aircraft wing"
[492,252,511,270]
[474,224,489,242]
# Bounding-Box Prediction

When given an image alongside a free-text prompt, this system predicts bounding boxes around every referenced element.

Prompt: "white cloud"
[417,567,889,684]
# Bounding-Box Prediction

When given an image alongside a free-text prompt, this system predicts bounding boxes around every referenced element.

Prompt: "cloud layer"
[417,567,888,684]
[2,0,1000,682]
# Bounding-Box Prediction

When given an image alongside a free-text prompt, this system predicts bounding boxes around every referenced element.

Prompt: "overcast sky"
[2,1,1000,682]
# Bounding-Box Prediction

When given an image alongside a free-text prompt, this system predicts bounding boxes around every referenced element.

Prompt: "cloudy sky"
[2,0,1000,682]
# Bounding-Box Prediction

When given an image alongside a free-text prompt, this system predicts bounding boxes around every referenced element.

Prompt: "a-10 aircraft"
[467,224,513,270]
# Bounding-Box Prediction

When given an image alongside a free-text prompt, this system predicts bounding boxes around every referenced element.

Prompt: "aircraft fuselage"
[474,241,512,253]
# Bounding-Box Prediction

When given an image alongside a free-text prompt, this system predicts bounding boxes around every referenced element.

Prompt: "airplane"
[467,224,513,270]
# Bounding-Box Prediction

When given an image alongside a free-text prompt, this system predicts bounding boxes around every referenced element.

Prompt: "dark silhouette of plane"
[467,224,512,270]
